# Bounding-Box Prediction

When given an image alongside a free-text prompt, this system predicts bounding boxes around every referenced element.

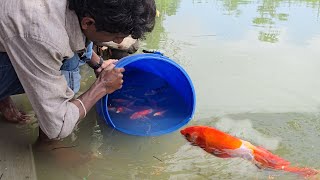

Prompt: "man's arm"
[71,66,124,119]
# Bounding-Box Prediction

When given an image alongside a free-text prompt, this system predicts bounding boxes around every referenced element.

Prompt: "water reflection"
[160,0,320,43]
[143,0,181,50]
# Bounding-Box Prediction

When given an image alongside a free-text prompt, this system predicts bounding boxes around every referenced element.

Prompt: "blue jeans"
[0,52,25,101]
[60,53,83,94]
[0,52,82,100]
[60,42,93,93]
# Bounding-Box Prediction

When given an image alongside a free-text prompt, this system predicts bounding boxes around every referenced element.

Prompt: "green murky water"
[27,0,320,179]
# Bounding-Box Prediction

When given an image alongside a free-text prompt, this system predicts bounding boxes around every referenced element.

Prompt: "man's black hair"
[68,0,156,39]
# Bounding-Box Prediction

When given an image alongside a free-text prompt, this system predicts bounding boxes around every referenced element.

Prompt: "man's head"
[68,0,156,43]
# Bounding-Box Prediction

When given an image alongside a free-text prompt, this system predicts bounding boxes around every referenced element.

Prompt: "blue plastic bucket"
[96,52,196,136]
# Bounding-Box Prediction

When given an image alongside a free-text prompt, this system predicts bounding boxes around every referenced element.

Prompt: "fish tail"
[252,146,290,169]
[252,146,318,177]
[283,166,319,178]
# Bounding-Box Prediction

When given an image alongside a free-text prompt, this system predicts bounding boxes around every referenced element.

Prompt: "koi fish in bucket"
[130,109,153,120]
[107,105,133,114]
[153,110,167,117]
[180,126,318,178]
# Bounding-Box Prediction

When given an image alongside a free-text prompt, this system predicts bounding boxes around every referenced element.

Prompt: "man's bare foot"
[0,96,30,123]
[33,130,95,169]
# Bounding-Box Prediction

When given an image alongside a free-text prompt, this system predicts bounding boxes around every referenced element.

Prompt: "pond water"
[29,0,320,179]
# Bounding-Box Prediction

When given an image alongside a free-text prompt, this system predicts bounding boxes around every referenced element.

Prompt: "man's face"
[81,17,127,44]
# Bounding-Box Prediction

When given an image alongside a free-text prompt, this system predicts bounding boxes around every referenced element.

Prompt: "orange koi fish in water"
[108,106,132,114]
[115,106,133,113]
[130,109,153,120]
[180,126,318,178]
[153,110,167,117]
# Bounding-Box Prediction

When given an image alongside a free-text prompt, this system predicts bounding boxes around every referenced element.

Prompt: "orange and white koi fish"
[130,109,153,120]
[115,106,133,113]
[153,110,167,117]
[116,107,124,113]
[108,105,132,113]
[180,126,318,178]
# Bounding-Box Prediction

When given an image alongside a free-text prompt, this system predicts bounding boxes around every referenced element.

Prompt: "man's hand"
[94,59,118,77]
[96,67,125,94]
[72,59,124,120]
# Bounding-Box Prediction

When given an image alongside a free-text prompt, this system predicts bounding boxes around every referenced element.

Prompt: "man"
[0,0,156,140]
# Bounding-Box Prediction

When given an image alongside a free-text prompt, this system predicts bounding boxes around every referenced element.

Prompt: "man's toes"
[2,111,32,124]
[18,113,32,123]
[19,111,32,118]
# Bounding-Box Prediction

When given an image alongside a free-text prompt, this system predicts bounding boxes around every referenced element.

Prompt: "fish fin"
[255,164,263,169]
[211,152,232,158]
[206,147,232,158]
[253,146,290,169]
[283,166,319,178]
[190,142,199,146]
